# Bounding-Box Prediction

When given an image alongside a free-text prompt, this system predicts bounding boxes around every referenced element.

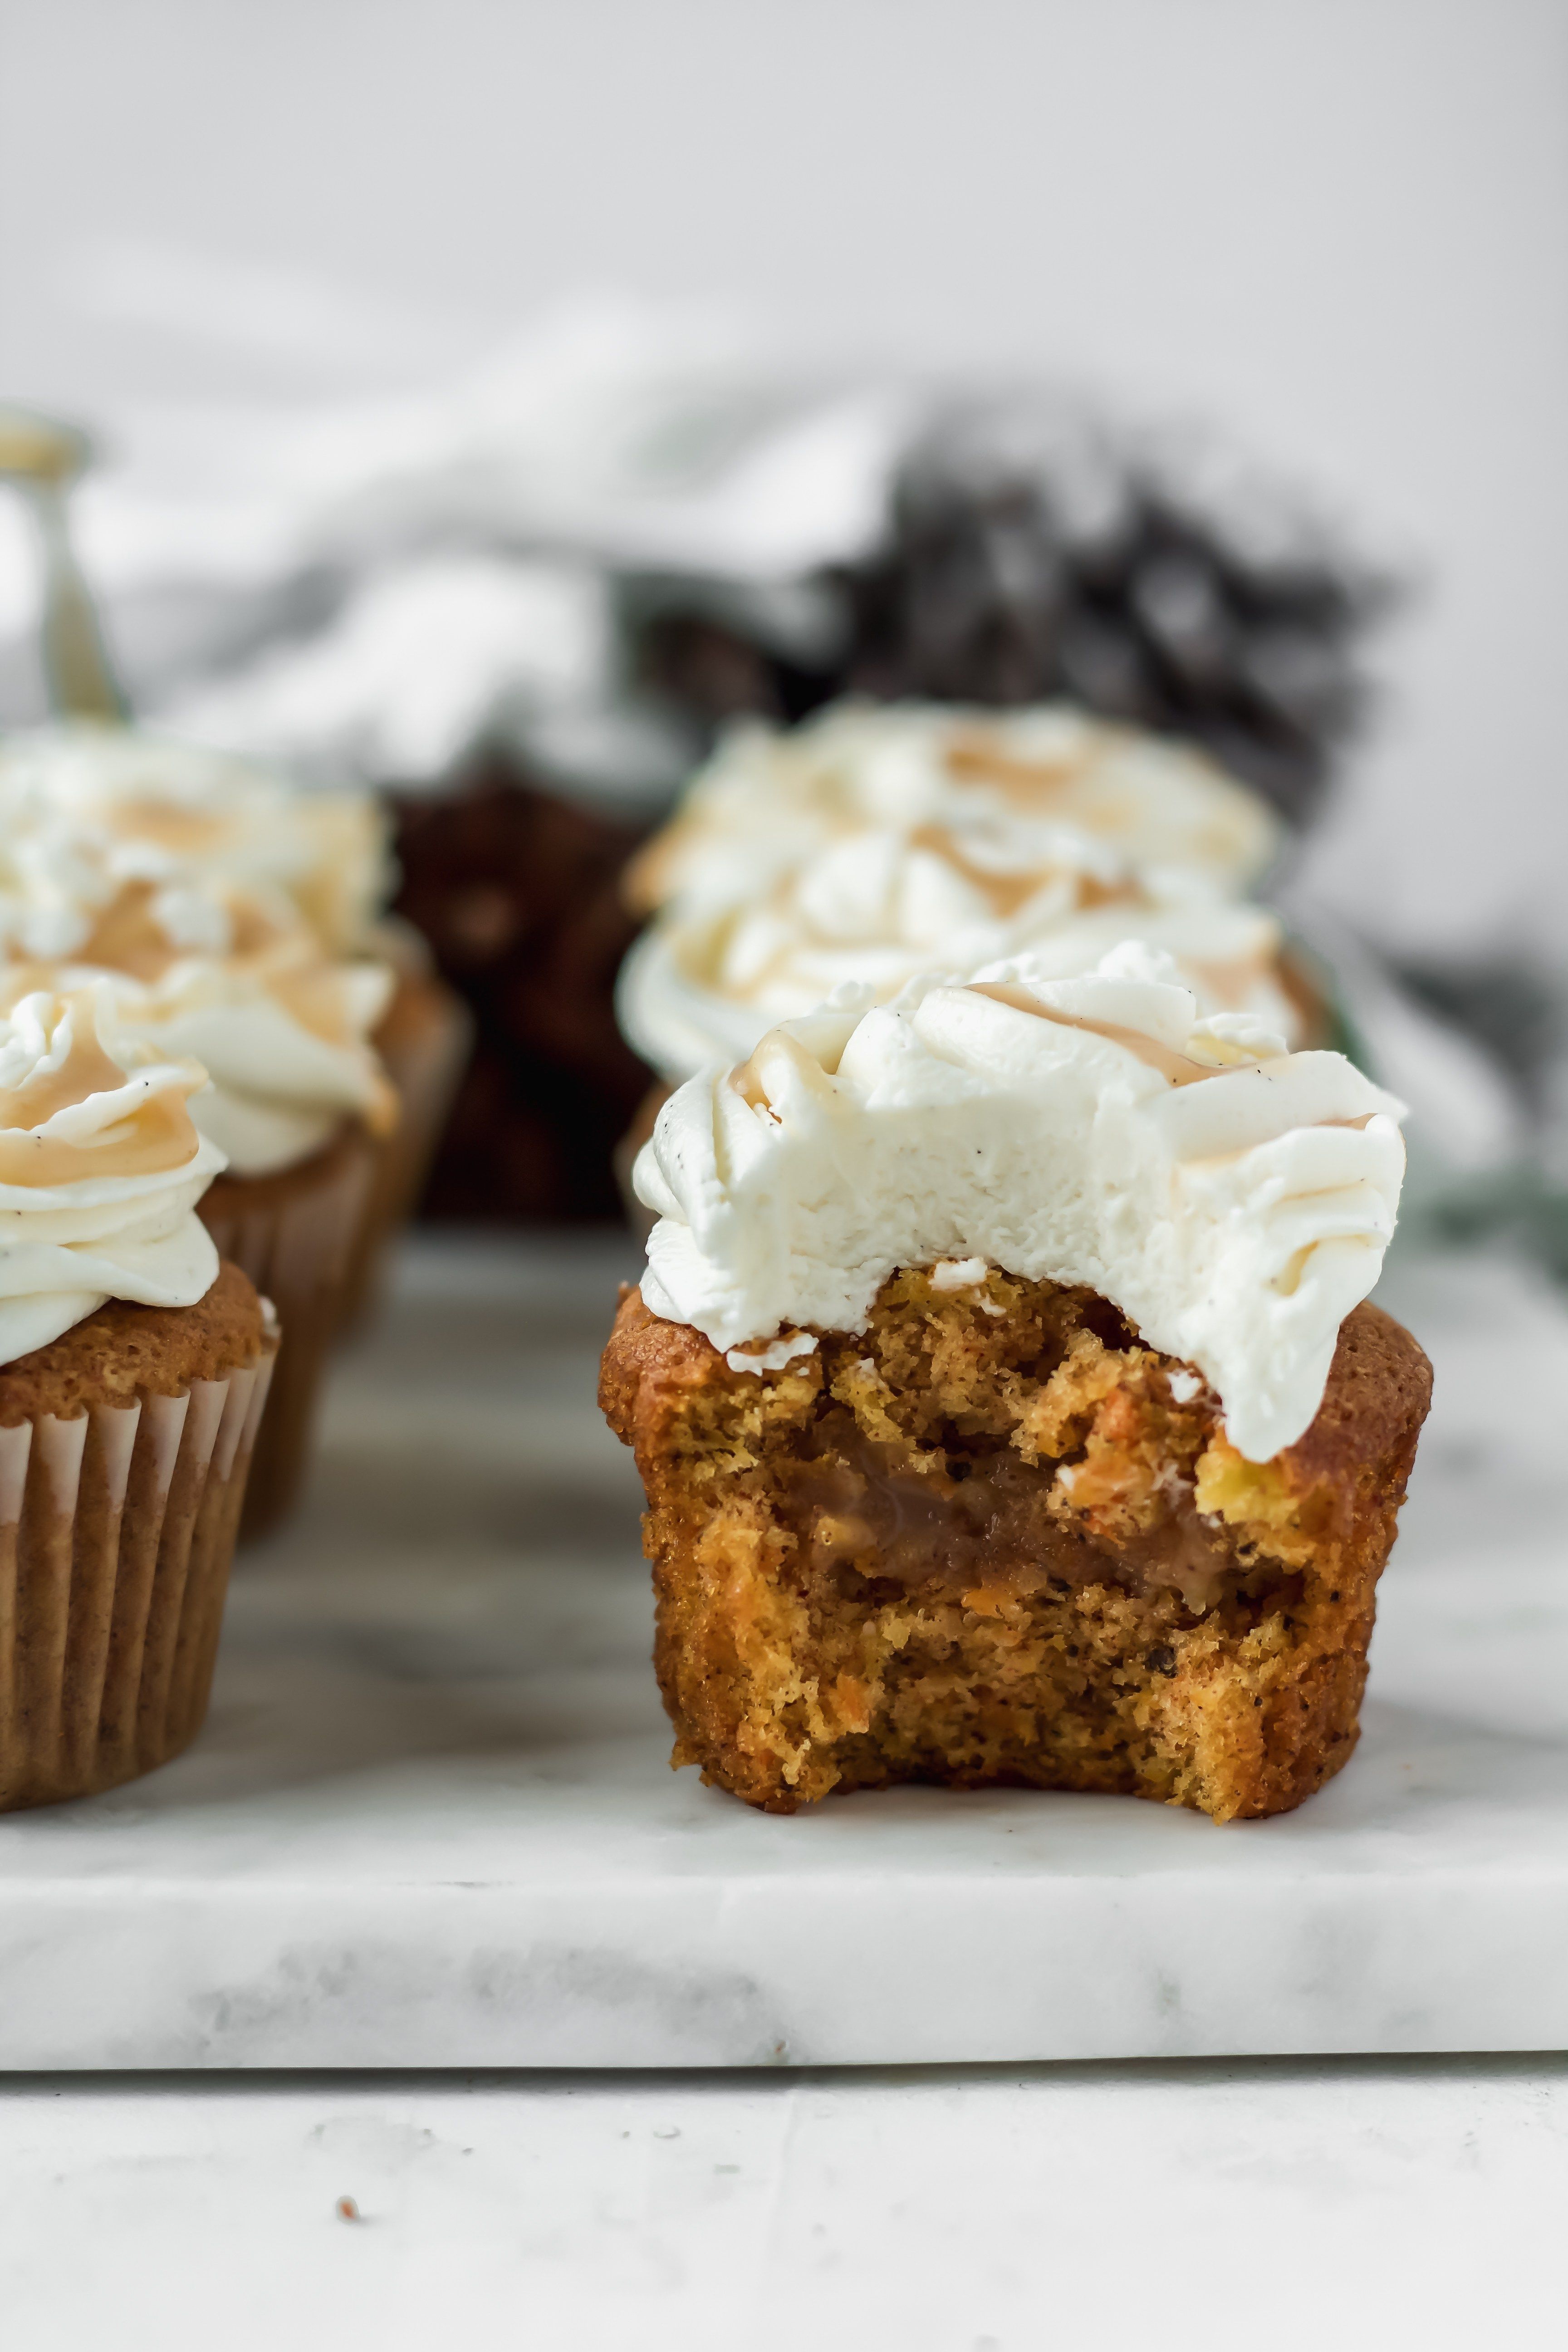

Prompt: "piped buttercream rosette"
[0,983,226,1367]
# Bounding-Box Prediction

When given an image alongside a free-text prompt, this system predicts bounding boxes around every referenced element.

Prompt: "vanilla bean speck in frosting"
[633,944,1406,1462]
[0,983,226,1367]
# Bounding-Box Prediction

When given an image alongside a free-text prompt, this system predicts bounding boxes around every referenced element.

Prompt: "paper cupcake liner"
[0,1339,276,1811]
[200,1123,380,1542]
[340,968,472,1332]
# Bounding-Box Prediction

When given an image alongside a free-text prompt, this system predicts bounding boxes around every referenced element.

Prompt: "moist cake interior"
[602,1266,1432,1822]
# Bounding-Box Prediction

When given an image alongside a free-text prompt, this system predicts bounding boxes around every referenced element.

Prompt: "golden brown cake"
[0,1256,265,1422]
[603,1270,1430,1820]
[603,943,1427,1823]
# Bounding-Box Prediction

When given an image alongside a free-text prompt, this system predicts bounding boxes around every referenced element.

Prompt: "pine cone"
[841,396,1397,827]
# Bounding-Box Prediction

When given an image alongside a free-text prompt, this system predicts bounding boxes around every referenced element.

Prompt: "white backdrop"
[4,0,1566,953]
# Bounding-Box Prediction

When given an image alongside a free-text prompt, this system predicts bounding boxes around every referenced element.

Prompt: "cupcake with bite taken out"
[0,980,274,1809]
[603,944,1430,1822]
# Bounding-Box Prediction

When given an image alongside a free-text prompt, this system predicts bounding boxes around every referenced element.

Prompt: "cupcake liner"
[340,967,471,1331]
[0,1338,275,1811]
[199,1123,380,1541]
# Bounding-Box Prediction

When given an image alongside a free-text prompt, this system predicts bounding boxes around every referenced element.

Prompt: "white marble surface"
[3,2056,1566,2351]
[2,1235,1566,2070]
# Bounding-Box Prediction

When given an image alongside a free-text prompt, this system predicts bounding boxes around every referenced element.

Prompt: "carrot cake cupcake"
[0,720,471,1329]
[602,943,1431,1821]
[0,822,395,1537]
[0,980,274,1809]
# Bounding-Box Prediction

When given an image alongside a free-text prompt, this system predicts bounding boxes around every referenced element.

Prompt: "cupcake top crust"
[633,942,1406,1463]
[0,1256,265,1423]
[0,982,226,1367]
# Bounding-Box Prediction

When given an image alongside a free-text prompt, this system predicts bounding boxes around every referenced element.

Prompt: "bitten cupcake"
[0,823,396,1538]
[603,945,1431,1822]
[0,981,275,1810]
[0,721,472,1328]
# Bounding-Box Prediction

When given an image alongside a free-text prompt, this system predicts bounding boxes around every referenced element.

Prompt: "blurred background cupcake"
[0,716,460,1534]
[0,980,274,1808]
[618,701,1312,1086]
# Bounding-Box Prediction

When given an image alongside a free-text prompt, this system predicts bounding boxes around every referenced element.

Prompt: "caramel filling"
[775,1407,1255,1615]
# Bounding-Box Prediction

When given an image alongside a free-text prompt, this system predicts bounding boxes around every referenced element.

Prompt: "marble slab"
[1,1235,1566,2071]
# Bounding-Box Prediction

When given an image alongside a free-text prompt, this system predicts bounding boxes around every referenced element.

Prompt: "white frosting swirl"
[0,983,225,1368]
[635,944,1406,1462]
[0,722,391,955]
[619,809,1299,1083]
[0,809,397,1178]
[0,925,397,1180]
[93,950,393,1177]
[627,700,1280,916]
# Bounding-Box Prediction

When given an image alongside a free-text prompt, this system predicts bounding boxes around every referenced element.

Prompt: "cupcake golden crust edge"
[606,940,1429,1823]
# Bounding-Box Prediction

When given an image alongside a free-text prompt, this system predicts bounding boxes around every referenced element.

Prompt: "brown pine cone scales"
[634,397,1395,829]
[841,400,1395,827]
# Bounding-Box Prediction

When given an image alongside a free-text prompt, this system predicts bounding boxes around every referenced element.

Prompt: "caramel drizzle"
[905,824,1137,921]
[730,983,1256,1117]
[21,881,394,1127]
[967,981,1239,1086]
[100,798,230,855]
[945,734,1081,804]
[0,994,201,1185]
[76,881,184,984]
